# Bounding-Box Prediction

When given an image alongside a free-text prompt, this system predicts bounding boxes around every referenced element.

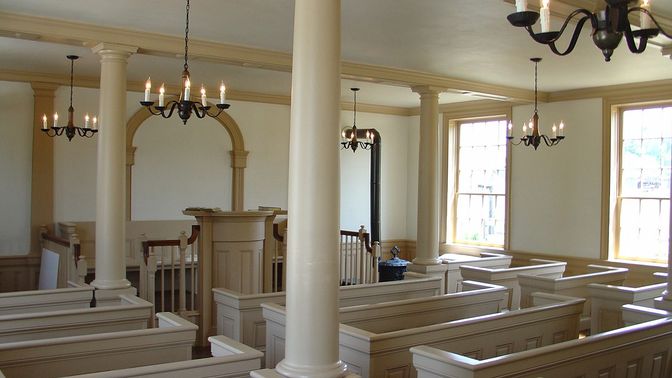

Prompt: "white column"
[91,43,137,290]
[274,1,347,377]
[662,162,672,302]
[411,86,443,266]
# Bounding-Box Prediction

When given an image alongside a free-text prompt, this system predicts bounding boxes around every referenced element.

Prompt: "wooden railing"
[140,225,200,320]
[339,225,380,285]
[270,224,381,291]
[39,226,87,287]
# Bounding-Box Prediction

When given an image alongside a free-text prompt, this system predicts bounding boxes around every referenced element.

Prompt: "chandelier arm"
[143,105,165,116]
[159,101,180,119]
[191,103,208,119]
[630,7,671,39]
[204,106,225,119]
[525,9,593,45]
[622,7,652,53]
[549,15,593,56]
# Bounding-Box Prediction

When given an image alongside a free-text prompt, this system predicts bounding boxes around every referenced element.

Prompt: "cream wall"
[339,111,415,239]
[0,81,33,255]
[405,115,420,241]
[509,98,603,259]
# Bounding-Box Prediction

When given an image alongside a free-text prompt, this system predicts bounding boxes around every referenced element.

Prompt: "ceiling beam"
[0,11,537,103]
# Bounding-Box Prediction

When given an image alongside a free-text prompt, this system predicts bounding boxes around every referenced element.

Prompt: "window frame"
[441,110,512,251]
[609,102,672,264]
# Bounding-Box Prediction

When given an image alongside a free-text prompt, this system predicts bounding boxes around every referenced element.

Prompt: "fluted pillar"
[273,0,347,377]
[91,43,137,290]
[656,165,672,310]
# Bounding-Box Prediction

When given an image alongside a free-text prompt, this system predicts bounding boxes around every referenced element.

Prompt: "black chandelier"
[140,0,230,124]
[341,88,378,152]
[507,0,672,62]
[41,55,98,141]
[507,58,565,150]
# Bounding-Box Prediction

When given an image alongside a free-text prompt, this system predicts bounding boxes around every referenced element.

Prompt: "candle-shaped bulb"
[85,114,90,128]
[42,114,48,130]
[552,124,557,138]
[341,129,347,139]
[522,123,527,134]
[200,85,207,106]
[507,122,513,137]
[144,77,151,101]
[559,121,565,136]
[219,81,226,104]
[92,116,97,130]
[540,0,551,33]
[184,78,191,100]
[159,84,165,107]
[53,113,59,127]
[515,0,527,12]
[640,0,652,29]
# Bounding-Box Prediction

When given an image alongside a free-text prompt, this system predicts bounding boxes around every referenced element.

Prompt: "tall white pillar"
[657,163,672,309]
[91,43,137,290]
[411,86,443,266]
[274,1,347,377]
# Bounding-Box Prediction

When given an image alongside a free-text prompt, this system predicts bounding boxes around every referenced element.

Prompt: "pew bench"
[263,281,510,370]
[518,264,628,333]
[411,316,672,378]
[65,335,263,378]
[0,312,197,378]
[213,274,442,353]
[0,294,153,343]
[460,258,567,310]
[439,251,512,293]
[588,279,667,333]
[0,286,93,316]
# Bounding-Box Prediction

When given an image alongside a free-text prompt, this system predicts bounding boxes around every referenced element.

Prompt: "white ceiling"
[0,0,670,107]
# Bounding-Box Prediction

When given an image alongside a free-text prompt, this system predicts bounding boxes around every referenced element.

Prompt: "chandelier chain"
[184,0,190,72]
[353,89,357,126]
[534,59,538,114]
[69,57,74,108]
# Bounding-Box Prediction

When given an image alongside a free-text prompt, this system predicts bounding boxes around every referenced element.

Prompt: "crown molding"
[549,78,672,103]
[0,11,537,103]
[0,69,412,116]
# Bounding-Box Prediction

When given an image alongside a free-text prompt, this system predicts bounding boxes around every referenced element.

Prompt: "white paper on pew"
[39,249,60,289]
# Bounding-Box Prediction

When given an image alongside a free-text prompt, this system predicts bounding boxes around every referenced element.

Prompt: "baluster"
[69,233,81,285]
[178,231,188,315]
[147,247,157,312]
[138,234,148,300]
[372,241,381,283]
[281,227,288,291]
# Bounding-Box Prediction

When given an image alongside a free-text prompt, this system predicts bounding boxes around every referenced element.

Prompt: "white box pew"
[0,286,93,316]
[460,258,566,310]
[622,303,671,326]
[588,279,667,333]
[213,275,442,352]
[263,281,509,370]
[0,312,197,378]
[65,335,263,378]
[411,316,672,378]
[518,264,628,333]
[0,294,153,343]
[439,252,512,293]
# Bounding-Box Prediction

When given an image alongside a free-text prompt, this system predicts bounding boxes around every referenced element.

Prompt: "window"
[612,104,672,263]
[447,118,508,247]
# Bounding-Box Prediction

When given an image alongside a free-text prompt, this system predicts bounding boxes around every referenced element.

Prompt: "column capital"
[126,146,137,167]
[230,150,249,168]
[30,82,59,97]
[92,43,138,57]
[411,85,445,97]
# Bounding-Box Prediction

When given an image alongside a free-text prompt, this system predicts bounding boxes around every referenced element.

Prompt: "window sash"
[614,104,672,263]
[451,118,508,247]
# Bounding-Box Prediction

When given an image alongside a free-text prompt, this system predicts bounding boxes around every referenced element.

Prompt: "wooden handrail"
[340,229,372,253]
[40,232,70,248]
[41,231,81,268]
[142,225,200,265]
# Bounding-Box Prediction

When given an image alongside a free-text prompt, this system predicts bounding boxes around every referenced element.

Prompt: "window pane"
[616,105,672,263]
[454,119,507,246]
